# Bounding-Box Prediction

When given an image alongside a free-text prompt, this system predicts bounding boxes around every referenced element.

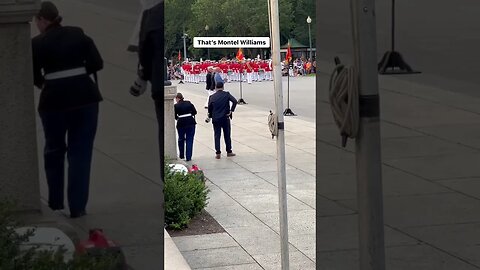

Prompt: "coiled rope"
[328,63,359,146]
[268,110,277,139]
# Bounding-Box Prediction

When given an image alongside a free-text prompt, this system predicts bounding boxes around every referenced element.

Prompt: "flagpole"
[269,0,290,268]
[237,49,247,105]
[239,72,246,104]
[283,46,295,116]
[178,50,184,84]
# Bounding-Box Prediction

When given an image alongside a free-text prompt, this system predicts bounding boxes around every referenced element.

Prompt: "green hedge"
[164,163,209,230]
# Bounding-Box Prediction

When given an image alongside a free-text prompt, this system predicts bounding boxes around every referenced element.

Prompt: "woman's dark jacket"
[32,24,103,112]
[174,100,197,128]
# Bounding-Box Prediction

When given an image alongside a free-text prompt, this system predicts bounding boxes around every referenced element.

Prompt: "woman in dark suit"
[174,93,197,161]
[32,1,103,218]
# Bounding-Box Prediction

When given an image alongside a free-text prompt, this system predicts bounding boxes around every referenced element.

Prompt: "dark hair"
[176,93,184,100]
[215,81,224,89]
[37,1,62,24]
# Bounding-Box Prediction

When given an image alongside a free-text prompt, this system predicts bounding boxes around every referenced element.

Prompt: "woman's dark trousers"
[177,125,196,161]
[39,103,98,216]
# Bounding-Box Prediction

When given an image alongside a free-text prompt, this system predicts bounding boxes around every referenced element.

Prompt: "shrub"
[164,163,209,230]
[0,201,123,270]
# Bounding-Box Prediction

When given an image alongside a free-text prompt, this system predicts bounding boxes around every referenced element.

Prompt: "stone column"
[164,85,177,160]
[0,0,41,212]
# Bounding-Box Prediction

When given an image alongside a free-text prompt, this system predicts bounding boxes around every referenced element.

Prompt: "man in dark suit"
[207,81,238,159]
[205,66,215,108]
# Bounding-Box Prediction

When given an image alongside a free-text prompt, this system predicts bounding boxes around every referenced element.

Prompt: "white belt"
[178,113,192,118]
[44,67,87,80]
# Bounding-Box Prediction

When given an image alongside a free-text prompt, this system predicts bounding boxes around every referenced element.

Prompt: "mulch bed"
[166,209,225,237]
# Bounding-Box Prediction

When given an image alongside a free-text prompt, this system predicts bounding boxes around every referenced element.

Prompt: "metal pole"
[269,0,290,269]
[238,64,247,104]
[240,74,243,98]
[350,0,386,269]
[287,69,290,108]
[391,0,395,52]
[308,23,312,61]
[183,27,187,61]
[206,28,210,60]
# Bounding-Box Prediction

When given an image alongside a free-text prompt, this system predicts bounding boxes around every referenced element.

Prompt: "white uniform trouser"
[247,73,252,84]
[205,90,215,107]
[258,72,264,81]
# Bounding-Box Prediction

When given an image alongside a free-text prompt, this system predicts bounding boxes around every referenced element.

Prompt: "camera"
[205,117,211,123]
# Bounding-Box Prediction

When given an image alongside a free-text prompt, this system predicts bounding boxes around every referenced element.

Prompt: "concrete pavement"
[171,61,480,269]
[28,0,480,269]
[171,81,317,270]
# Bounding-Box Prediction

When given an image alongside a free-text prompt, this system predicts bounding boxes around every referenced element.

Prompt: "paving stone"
[437,178,480,199]
[381,91,480,128]
[419,124,480,149]
[286,234,316,256]
[316,154,356,176]
[195,264,264,270]
[225,226,299,256]
[315,166,450,201]
[385,153,480,180]
[255,169,315,186]
[288,189,316,208]
[316,215,418,252]
[404,223,480,266]
[316,244,480,270]
[339,193,480,228]
[204,168,258,182]
[172,233,239,252]
[234,193,312,214]
[255,210,316,236]
[284,151,315,164]
[381,135,477,159]
[214,178,278,197]
[235,160,296,173]
[182,246,255,269]
[253,251,316,270]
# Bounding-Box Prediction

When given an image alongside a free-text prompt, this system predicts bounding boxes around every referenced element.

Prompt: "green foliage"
[0,201,122,270]
[165,0,315,60]
[164,163,209,230]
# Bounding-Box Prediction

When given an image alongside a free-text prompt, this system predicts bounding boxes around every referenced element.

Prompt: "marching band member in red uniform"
[245,59,253,84]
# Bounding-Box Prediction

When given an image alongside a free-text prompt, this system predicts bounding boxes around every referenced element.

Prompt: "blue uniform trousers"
[177,125,196,161]
[39,103,98,216]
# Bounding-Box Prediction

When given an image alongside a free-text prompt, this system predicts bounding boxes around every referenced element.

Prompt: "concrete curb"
[165,229,192,270]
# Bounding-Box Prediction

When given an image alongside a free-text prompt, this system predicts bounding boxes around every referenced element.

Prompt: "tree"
[291,0,316,48]
[165,0,195,57]
[165,0,310,60]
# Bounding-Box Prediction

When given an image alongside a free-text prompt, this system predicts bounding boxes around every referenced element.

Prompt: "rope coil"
[268,110,278,139]
[328,63,359,147]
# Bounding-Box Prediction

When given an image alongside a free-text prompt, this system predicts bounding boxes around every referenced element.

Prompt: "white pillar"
[0,0,41,212]
[164,85,177,160]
